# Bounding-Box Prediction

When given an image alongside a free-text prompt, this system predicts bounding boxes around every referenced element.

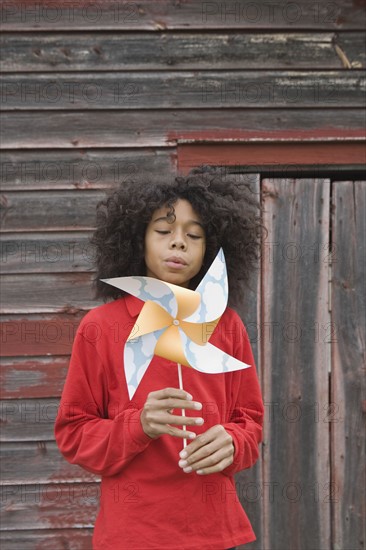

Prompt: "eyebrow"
[152,216,204,228]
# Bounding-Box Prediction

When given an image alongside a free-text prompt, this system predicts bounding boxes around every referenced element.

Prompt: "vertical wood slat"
[261,178,331,549]
[233,174,263,550]
[331,180,366,550]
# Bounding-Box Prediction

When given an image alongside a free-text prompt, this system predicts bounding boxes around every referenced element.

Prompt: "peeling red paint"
[177,141,366,173]
[1,314,85,357]
[0,357,69,399]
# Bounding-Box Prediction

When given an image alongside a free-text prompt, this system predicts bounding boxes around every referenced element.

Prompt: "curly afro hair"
[89,165,266,310]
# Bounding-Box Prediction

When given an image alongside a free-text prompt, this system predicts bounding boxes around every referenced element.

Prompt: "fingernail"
[179,460,188,468]
[180,450,187,459]
[193,402,202,410]
[196,470,203,475]
[186,393,193,400]
[195,418,204,425]
[188,433,196,439]
[183,466,192,473]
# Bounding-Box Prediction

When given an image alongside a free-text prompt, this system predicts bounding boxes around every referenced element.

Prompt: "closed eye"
[155,229,202,239]
[155,229,203,241]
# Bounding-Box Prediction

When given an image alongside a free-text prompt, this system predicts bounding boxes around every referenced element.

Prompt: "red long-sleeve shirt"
[54,294,264,550]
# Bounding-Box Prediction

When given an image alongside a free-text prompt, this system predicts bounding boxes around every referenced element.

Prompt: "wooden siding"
[261,178,331,549]
[0,149,176,191]
[1,32,365,72]
[1,110,365,149]
[1,0,365,31]
[1,1,365,548]
[1,179,365,549]
[331,181,366,550]
[2,71,365,110]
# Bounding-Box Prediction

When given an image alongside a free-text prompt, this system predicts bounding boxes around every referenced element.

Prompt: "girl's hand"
[140,387,204,439]
[178,424,234,475]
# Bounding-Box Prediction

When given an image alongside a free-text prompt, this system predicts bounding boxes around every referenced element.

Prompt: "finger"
[148,387,193,402]
[182,425,231,458]
[183,447,232,472]
[147,397,202,412]
[195,457,233,475]
[150,423,197,440]
[182,439,222,465]
[181,428,218,456]
[160,412,204,427]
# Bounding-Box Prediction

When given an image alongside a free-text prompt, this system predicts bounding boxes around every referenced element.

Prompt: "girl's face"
[144,199,206,288]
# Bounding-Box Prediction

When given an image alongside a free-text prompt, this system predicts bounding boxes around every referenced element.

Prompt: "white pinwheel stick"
[177,362,187,448]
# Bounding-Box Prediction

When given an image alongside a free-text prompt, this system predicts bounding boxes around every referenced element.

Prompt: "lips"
[165,256,187,266]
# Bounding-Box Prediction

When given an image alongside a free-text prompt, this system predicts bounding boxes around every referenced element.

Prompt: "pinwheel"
[101,247,251,445]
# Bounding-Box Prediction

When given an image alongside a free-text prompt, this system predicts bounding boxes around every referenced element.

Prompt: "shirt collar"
[125,294,144,318]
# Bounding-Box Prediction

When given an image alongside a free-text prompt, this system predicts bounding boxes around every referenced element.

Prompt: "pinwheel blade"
[101,276,178,317]
[179,329,251,374]
[127,301,172,340]
[184,247,228,323]
[124,327,166,400]
[163,283,201,319]
[180,319,221,346]
[154,325,191,368]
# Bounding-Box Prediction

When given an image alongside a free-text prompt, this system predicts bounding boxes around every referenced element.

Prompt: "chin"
[165,274,189,286]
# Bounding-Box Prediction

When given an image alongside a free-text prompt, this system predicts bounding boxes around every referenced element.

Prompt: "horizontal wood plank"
[0,398,60,441]
[1,313,86,358]
[1,32,364,71]
[1,232,95,271]
[1,441,98,484]
[1,191,106,232]
[0,357,71,398]
[0,529,93,550]
[0,481,99,529]
[1,273,100,314]
[1,0,365,30]
[1,71,365,110]
[1,109,364,149]
[331,180,366,550]
[0,148,176,191]
[178,142,366,173]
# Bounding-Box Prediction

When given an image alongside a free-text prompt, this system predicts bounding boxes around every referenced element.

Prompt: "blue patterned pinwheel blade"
[124,327,167,400]
[184,247,228,323]
[178,328,251,374]
[100,276,178,317]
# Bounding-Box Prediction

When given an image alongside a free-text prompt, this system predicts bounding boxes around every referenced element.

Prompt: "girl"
[55,166,265,550]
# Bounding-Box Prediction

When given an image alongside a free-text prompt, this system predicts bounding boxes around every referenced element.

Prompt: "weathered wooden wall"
[1,1,365,548]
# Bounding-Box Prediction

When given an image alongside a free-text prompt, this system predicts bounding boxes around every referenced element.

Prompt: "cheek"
[144,237,159,267]
[144,231,153,256]
[199,240,206,260]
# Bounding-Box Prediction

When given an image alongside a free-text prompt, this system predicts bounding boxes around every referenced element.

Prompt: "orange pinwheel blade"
[127,301,172,340]
[164,282,201,319]
[180,318,221,346]
[154,325,191,367]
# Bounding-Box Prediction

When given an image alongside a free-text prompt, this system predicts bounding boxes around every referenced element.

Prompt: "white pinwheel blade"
[184,247,228,323]
[101,276,178,317]
[124,327,166,400]
[179,328,251,374]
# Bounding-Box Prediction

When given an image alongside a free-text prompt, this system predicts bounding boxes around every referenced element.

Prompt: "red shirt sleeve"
[220,313,264,477]
[54,323,153,477]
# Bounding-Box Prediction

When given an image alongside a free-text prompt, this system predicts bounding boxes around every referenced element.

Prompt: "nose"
[170,231,187,250]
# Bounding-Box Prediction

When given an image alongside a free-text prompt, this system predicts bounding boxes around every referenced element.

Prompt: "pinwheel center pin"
[173,319,180,326]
